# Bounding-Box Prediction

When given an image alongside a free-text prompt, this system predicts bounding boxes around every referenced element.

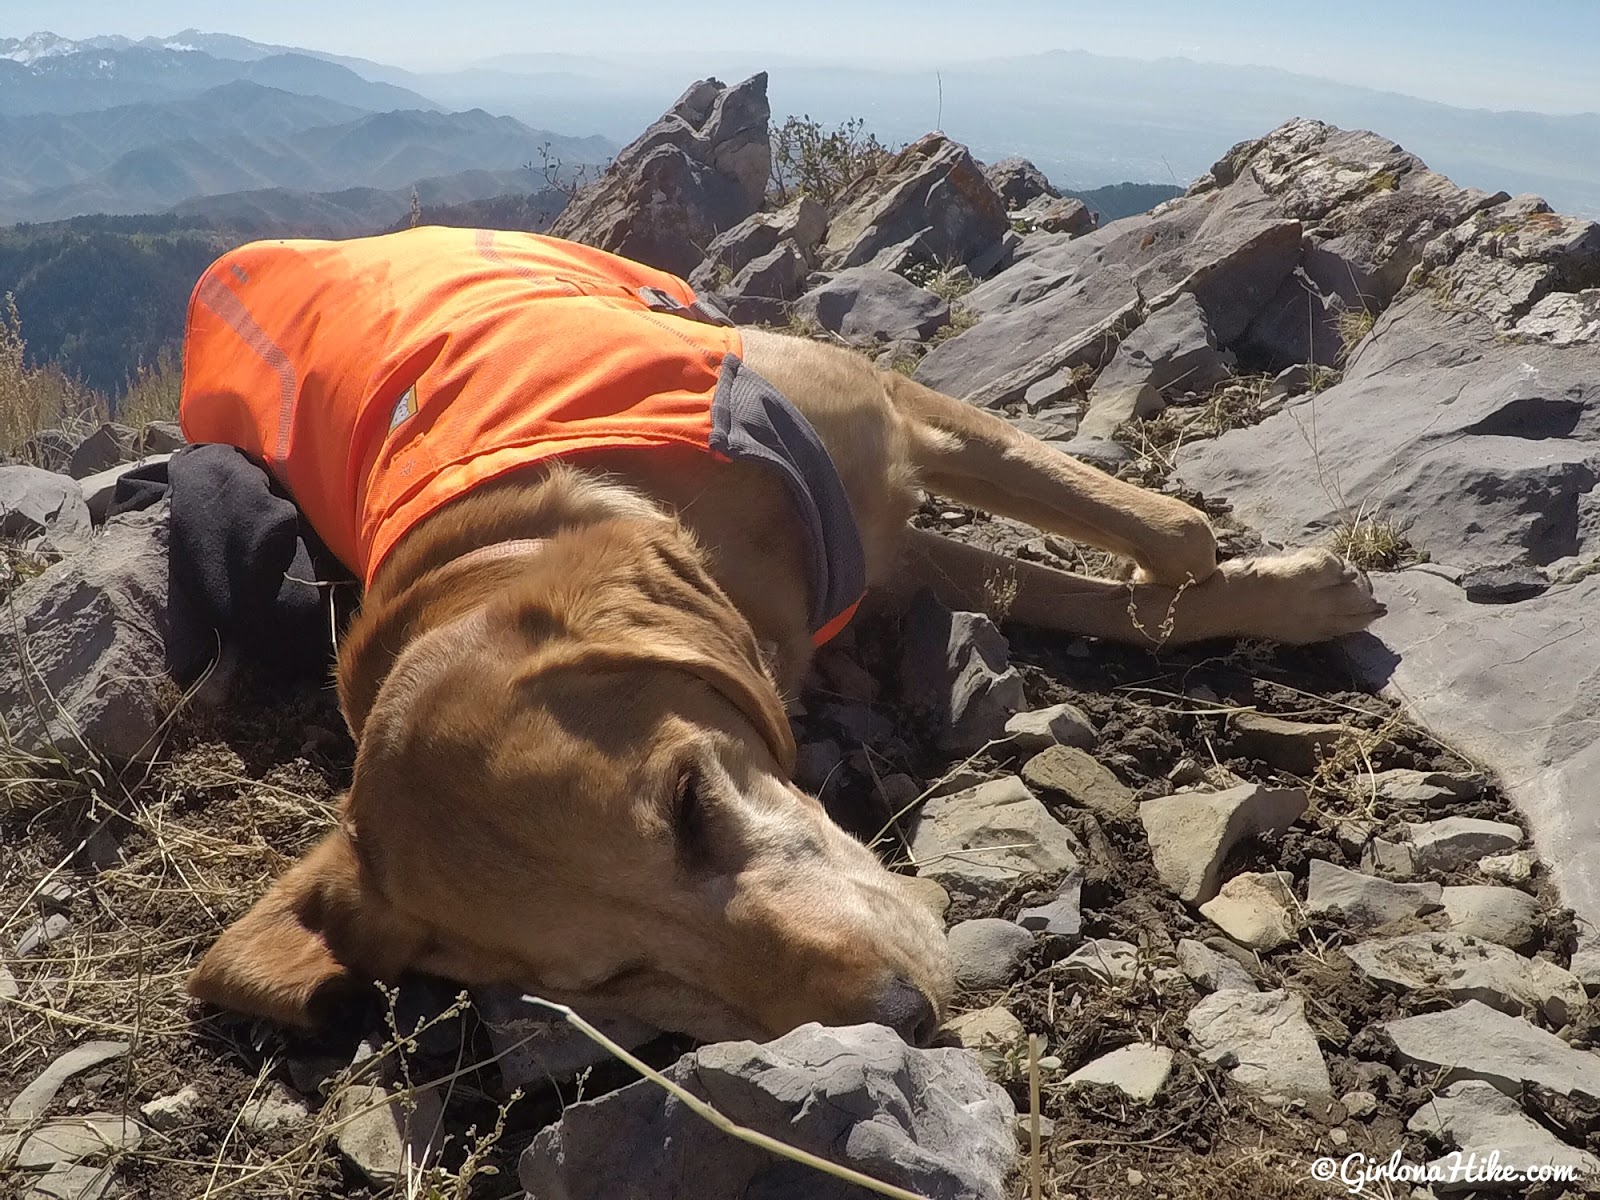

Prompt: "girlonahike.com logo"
[1311,1150,1584,1194]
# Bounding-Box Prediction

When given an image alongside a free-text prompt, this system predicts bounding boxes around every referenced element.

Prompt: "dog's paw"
[1219,547,1387,643]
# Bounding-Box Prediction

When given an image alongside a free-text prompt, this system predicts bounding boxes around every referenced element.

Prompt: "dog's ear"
[187,822,424,1029]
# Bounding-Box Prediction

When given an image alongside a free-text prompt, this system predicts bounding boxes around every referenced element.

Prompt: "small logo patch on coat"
[390,384,419,430]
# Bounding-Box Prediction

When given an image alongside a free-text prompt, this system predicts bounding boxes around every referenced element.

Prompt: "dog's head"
[187,517,951,1043]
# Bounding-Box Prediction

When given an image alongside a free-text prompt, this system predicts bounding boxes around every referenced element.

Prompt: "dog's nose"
[872,976,939,1045]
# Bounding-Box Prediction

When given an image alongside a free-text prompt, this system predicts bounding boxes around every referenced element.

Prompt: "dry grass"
[929,305,979,346]
[1115,374,1274,479]
[1335,305,1375,364]
[0,293,106,462]
[116,354,182,431]
[1327,507,1417,571]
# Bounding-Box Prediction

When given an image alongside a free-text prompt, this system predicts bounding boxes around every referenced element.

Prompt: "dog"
[180,226,1383,1044]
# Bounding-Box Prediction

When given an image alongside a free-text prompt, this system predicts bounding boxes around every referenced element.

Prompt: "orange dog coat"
[179,226,863,644]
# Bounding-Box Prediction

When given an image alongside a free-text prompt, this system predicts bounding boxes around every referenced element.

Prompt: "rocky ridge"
[4,77,1600,1200]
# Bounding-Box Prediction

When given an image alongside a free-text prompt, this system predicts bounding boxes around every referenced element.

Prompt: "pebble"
[1328,1127,1349,1147]
[1407,1079,1600,1183]
[1059,938,1143,987]
[14,1115,142,1170]
[943,1006,1025,1052]
[335,1083,445,1187]
[1139,784,1308,904]
[1369,768,1485,807]
[1305,859,1442,929]
[140,1085,201,1132]
[1199,871,1300,950]
[9,1041,129,1123]
[1065,1044,1174,1102]
[1407,817,1523,873]
[1020,746,1136,822]
[1015,872,1083,940]
[1440,884,1541,949]
[1175,938,1258,993]
[1231,712,1352,774]
[1004,703,1097,752]
[947,918,1034,990]
[16,913,71,957]
[1478,851,1536,885]
[910,777,1082,900]
[23,1164,115,1200]
[1346,931,1586,1025]
[1186,989,1333,1110]
[1342,1090,1380,1119]
[241,1085,309,1133]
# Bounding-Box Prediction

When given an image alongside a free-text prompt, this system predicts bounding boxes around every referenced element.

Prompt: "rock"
[1185,988,1333,1110]
[688,195,828,292]
[1021,746,1135,823]
[549,74,770,275]
[794,739,844,794]
[793,268,950,343]
[914,262,1141,408]
[1059,939,1143,987]
[1348,932,1585,1024]
[77,454,174,524]
[136,421,186,455]
[1341,1090,1379,1120]
[0,505,172,760]
[8,1041,129,1123]
[1304,859,1443,929]
[1361,836,1418,878]
[1409,818,1523,873]
[1478,851,1537,885]
[1004,704,1097,753]
[1440,884,1541,949]
[519,1022,1017,1200]
[1199,871,1301,950]
[1408,1079,1600,1189]
[334,1083,446,1188]
[66,423,135,479]
[1138,784,1309,904]
[1368,768,1486,808]
[1016,873,1083,940]
[140,1085,200,1132]
[1175,938,1258,993]
[474,986,659,1092]
[241,1085,309,1133]
[14,1114,141,1170]
[22,1164,115,1200]
[1385,1000,1600,1097]
[1015,196,1095,238]
[948,918,1034,990]
[910,776,1082,900]
[943,1006,1025,1052]
[725,239,808,304]
[15,913,70,957]
[0,962,17,999]
[1076,382,1164,443]
[1081,294,1233,439]
[899,589,1025,754]
[822,133,1009,274]
[984,157,1058,209]
[1230,711,1352,775]
[0,466,91,556]
[1065,1045,1174,1102]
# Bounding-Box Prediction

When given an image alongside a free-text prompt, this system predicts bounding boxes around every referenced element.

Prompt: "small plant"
[769,115,894,206]
[982,564,1019,621]
[1328,507,1417,571]
[1369,170,1400,193]
[928,305,979,346]
[529,142,603,201]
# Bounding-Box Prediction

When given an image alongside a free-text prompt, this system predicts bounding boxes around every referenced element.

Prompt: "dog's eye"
[673,767,714,868]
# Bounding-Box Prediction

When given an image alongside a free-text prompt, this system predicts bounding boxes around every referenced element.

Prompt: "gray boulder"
[821,134,1009,273]
[66,423,136,479]
[549,75,771,276]
[1080,293,1233,440]
[1015,195,1095,237]
[1408,1080,1600,1190]
[519,1022,1017,1200]
[947,918,1034,990]
[914,263,1141,407]
[0,465,91,556]
[1185,988,1333,1110]
[1346,931,1585,1025]
[1385,1000,1600,1097]
[794,269,949,342]
[0,504,172,760]
[1139,784,1309,904]
[983,157,1059,208]
[689,195,828,292]
[1304,859,1442,929]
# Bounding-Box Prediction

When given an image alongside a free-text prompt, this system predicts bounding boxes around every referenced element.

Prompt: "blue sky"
[6,1,1597,112]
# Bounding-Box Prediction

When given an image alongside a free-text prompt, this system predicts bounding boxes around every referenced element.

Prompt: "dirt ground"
[2,500,1593,1200]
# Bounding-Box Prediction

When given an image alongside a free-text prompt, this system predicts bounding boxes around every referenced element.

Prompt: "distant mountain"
[0,94,612,223]
[171,168,565,237]
[1063,183,1183,224]
[0,41,438,115]
[412,49,1600,216]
